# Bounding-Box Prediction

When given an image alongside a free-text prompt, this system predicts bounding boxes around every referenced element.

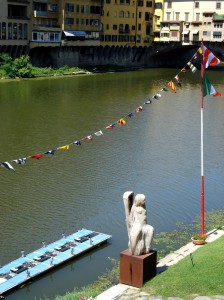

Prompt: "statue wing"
[123,191,134,238]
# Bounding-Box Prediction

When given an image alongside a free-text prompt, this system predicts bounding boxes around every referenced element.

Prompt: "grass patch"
[49,210,223,300]
[143,235,224,299]
[54,260,119,300]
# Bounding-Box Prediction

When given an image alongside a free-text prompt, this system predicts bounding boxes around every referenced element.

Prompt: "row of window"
[100,34,141,42]
[65,4,101,14]
[166,1,221,9]
[105,23,144,30]
[65,18,100,26]
[0,22,28,40]
[104,10,151,19]
[65,0,153,9]
[32,31,60,42]
[161,32,222,38]
[166,12,224,23]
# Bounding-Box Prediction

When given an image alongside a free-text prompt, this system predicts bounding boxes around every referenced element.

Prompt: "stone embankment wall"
[0,42,223,69]
[28,42,224,68]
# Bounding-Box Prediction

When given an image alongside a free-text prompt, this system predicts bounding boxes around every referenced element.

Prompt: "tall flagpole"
[200,39,205,235]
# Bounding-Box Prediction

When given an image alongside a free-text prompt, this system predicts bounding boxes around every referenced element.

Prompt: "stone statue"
[123,191,154,256]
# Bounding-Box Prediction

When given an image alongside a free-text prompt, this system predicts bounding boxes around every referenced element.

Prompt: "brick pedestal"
[120,249,157,288]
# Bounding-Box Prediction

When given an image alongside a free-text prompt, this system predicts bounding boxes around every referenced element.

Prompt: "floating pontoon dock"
[0,229,111,295]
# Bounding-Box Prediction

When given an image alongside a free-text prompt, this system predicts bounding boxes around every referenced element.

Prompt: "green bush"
[0,54,33,78]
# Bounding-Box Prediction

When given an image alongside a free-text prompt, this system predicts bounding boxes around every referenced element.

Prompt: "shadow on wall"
[5,42,223,69]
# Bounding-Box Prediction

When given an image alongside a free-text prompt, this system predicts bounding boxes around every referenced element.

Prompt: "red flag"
[31,154,43,160]
[201,45,221,68]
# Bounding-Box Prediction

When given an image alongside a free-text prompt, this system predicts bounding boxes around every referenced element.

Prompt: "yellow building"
[30,0,61,48]
[59,0,102,46]
[153,0,164,41]
[100,0,155,46]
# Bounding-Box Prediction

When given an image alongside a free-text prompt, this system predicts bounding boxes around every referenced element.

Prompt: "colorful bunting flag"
[136,106,143,112]
[117,119,126,125]
[174,75,182,88]
[13,158,27,165]
[1,162,15,172]
[31,154,43,160]
[152,93,161,99]
[144,100,152,104]
[85,135,93,140]
[106,124,116,129]
[57,145,70,150]
[94,130,103,136]
[168,81,177,93]
[44,149,57,155]
[2,51,221,174]
[199,45,221,69]
[187,62,197,73]
[203,74,221,97]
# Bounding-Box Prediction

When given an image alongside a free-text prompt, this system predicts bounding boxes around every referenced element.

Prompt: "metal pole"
[200,39,205,235]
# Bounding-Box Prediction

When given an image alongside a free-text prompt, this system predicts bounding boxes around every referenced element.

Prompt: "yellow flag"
[117,119,126,125]
[168,81,177,93]
[198,47,202,54]
[57,145,70,150]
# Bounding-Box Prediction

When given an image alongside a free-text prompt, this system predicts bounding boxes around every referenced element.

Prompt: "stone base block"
[119,249,157,288]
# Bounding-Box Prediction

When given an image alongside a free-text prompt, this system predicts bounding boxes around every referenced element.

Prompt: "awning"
[63,30,86,37]
[213,31,222,35]
[182,30,189,35]
[192,30,199,34]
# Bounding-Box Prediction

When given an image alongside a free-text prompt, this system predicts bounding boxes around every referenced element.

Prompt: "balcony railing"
[119,28,130,34]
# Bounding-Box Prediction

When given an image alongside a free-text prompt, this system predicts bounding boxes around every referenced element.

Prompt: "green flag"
[203,74,221,97]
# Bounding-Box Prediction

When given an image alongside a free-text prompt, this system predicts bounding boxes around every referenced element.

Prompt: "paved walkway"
[95,228,224,300]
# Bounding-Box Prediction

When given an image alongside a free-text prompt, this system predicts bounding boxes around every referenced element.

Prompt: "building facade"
[0,0,223,51]
[161,0,224,44]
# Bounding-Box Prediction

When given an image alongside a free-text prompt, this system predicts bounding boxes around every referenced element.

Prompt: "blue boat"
[0,229,111,296]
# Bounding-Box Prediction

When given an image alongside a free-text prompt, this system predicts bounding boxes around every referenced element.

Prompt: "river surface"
[0,68,224,300]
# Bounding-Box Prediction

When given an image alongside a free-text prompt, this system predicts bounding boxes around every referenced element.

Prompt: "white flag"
[94,130,103,137]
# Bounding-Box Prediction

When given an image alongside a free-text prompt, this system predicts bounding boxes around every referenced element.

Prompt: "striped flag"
[187,62,197,73]
[199,45,221,69]
[13,158,27,164]
[1,162,15,172]
[106,124,116,129]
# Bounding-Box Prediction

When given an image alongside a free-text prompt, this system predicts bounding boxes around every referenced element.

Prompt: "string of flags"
[0,45,222,172]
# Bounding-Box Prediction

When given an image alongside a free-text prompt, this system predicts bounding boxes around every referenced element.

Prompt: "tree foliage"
[0,54,33,78]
